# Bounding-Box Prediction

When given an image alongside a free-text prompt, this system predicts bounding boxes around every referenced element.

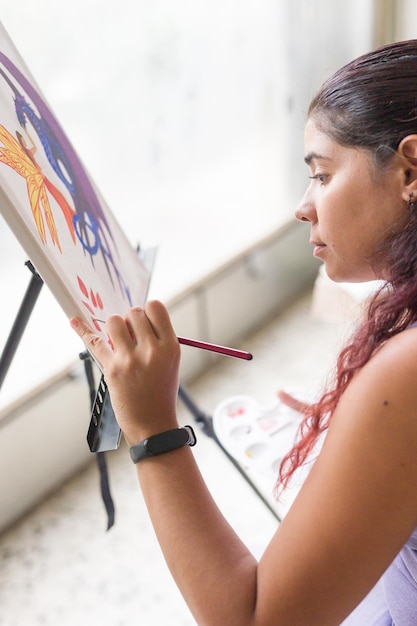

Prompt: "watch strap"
[129,425,197,463]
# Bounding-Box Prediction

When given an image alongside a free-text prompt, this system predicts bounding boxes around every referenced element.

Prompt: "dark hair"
[309,40,417,164]
[278,40,417,491]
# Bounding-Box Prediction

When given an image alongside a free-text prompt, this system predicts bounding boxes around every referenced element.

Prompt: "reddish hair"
[277,40,417,491]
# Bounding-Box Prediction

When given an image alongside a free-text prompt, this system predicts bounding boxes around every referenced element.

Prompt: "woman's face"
[296,118,409,283]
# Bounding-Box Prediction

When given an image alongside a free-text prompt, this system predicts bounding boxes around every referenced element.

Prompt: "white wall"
[280,0,374,204]
[0,1,288,300]
[394,0,417,39]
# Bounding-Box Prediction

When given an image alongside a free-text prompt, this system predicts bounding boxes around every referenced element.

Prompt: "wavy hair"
[278,40,417,491]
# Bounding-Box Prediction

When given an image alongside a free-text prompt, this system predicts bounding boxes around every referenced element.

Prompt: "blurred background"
[0,1,416,624]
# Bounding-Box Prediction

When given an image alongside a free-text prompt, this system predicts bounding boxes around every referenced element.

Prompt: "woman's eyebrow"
[304,152,332,165]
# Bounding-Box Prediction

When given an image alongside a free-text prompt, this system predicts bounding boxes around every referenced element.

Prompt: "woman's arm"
[71,301,417,625]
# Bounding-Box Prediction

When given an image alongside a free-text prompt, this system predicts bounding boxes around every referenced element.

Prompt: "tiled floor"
[0,290,349,626]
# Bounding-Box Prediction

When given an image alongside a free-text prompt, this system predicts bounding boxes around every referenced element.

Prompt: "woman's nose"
[294,198,316,223]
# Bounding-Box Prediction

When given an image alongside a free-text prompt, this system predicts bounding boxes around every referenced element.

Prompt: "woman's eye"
[309,174,327,184]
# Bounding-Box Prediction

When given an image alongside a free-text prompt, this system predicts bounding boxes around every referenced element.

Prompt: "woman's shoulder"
[365,323,417,388]
[333,324,417,435]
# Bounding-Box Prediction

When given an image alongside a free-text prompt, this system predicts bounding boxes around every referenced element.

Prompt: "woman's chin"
[324,265,378,284]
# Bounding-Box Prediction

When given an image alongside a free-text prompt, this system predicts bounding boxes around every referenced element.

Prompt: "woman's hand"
[70,300,181,445]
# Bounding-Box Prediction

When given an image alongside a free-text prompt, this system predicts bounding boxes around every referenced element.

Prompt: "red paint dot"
[90,289,97,307]
[77,275,88,298]
[82,300,95,315]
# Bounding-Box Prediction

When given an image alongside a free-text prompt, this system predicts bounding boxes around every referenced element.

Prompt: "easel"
[0,260,116,529]
[0,261,43,390]
[0,261,281,531]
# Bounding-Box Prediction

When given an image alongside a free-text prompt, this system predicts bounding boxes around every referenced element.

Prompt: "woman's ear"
[398,135,417,200]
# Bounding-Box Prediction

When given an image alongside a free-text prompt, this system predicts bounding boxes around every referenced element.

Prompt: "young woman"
[70,40,417,625]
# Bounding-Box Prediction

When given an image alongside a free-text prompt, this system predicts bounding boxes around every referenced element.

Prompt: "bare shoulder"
[323,323,417,503]
[341,324,417,430]
[373,322,417,377]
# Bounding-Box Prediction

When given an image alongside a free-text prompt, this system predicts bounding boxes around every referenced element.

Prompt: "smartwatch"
[129,425,197,463]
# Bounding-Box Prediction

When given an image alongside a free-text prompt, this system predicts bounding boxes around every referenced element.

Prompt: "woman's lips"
[310,240,326,257]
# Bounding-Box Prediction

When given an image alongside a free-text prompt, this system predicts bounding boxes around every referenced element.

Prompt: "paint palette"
[213,394,304,478]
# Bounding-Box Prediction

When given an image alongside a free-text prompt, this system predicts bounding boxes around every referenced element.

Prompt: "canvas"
[0,23,151,349]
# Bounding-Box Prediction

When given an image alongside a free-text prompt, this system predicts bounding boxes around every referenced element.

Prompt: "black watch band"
[129,425,197,463]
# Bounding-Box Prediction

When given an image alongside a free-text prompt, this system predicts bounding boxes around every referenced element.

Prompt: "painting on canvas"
[0,23,151,345]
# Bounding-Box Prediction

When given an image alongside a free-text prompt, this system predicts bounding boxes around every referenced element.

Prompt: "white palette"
[213,394,303,479]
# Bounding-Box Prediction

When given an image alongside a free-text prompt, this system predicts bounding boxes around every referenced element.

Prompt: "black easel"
[80,350,115,530]
[0,261,116,529]
[0,261,43,390]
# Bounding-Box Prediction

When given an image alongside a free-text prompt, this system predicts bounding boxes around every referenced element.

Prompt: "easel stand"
[0,261,43,390]
[79,351,115,530]
[0,261,115,529]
